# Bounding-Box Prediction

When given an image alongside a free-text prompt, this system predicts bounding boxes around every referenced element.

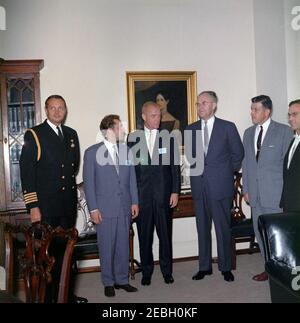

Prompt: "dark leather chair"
[258,213,300,303]
[231,172,259,270]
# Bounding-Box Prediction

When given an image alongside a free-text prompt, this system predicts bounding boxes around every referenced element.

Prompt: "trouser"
[193,189,232,272]
[96,215,130,287]
[252,196,282,260]
[136,199,173,278]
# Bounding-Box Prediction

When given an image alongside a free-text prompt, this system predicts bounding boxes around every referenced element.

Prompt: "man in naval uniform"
[19,94,86,303]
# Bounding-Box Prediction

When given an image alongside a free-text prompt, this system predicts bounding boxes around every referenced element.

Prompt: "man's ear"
[142,113,146,122]
[213,103,218,113]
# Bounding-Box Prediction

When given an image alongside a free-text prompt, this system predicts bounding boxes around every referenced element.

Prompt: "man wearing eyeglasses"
[186,91,244,282]
[280,99,300,212]
[242,95,293,282]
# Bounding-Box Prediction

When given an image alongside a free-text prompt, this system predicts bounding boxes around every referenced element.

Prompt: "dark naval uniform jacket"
[19,120,80,226]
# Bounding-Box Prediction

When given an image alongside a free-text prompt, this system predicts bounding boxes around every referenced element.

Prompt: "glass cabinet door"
[0,59,43,212]
[7,76,36,204]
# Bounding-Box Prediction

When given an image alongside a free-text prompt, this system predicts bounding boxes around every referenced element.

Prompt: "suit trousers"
[194,187,232,272]
[96,214,130,287]
[136,198,173,278]
[251,195,282,260]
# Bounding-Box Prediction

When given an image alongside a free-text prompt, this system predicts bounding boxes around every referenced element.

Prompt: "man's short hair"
[198,91,218,104]
[251,95,273,110]
[100,114,120,132]
[45,95,66,108]
[289,99,300,107]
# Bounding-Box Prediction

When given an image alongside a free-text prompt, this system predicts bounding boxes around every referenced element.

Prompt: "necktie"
[204,121,209,155]
[148,130,153,157]
[256,126,263,162]
[287,136,300,169]
[113,144,119,175]
[56,126,64,142]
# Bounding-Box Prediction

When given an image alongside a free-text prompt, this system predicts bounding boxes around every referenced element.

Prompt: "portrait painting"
[126,71,197,135]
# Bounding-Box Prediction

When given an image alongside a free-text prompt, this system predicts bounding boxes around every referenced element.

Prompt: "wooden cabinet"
[173,194,194,218]
[0,59,44,211]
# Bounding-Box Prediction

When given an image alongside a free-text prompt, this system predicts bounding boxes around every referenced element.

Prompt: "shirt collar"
[257,118,271,131]
[294,133,300,141]
[47,119,62,133]
[104,139,117,150]
[201,115,215,127]
[144,126,158,134]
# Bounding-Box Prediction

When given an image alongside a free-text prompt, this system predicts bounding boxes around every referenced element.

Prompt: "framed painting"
[126,71,198,134]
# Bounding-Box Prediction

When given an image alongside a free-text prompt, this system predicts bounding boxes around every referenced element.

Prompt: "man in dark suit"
[127,101,181,286]
[280,99,300,212]
[19,94,86,303]
[186,91,244,282]
[83,115,139,297]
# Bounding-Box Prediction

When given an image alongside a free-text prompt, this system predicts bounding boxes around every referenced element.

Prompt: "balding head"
[141,101,161,130]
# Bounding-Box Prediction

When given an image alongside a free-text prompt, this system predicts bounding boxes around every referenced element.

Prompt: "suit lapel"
[249,125,256,157]
[43,121,65,160]
[288,138,300,170]
[99,142,119,178]
[206,117,220,157]
[260,120,275,151]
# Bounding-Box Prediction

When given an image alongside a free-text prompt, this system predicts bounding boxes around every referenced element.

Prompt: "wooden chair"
[231,172,259,270]
[4,222,78,303]
[0,221,14,293]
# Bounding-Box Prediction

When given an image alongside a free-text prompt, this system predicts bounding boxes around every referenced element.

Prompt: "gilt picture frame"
[126,71,198,134]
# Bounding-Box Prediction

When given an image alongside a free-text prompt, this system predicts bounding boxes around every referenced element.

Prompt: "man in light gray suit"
[83,115,139,297]
[242,95,293,282]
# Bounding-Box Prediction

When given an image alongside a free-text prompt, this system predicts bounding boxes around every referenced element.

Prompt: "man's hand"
[90,210,102,224]
[243,192,250,204]
[169,193,179,208]
[30,207,42,223]
[131,204,139,219]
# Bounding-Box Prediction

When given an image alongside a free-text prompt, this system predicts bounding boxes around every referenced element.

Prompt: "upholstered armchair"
[258,213,300,303]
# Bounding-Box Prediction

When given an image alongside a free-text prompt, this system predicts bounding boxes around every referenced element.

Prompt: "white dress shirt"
[201,116,215,149]
[287,133,300,169]
[47,119,63,136]
[254,118,271,155]
[103,139,118,165]
[144,126,158,157]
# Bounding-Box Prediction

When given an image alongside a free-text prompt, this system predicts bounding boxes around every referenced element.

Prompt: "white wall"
[1,0,294,261]
[284,0,300,102]
[253,0,289,122]
[0,0,5,47]
[1,0,256,153]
